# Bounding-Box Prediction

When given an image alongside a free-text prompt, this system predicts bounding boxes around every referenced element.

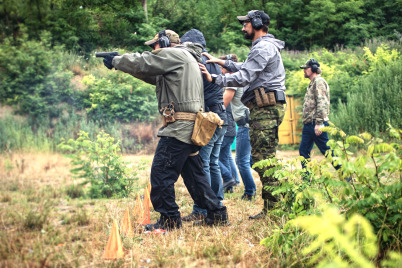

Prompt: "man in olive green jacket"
[102,30,228,231]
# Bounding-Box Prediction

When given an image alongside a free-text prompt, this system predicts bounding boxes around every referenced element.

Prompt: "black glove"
[103,55,115,70]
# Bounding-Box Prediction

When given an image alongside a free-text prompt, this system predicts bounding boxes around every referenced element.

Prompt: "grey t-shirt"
[224,86,250,128]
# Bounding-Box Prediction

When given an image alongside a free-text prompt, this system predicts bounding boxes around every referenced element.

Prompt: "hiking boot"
[248,211,267,220]
[224,187,233,193]
[145,215,182,231]
[249,200,276,220]
[193,206,230,226]
[240,193,254,201]
[222,179,236,189]
[182,212,205,222]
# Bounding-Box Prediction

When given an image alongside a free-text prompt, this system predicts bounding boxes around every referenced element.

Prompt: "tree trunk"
[141,0,148,23]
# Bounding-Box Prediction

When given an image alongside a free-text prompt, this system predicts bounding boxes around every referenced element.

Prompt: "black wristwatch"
[211,74,218,84]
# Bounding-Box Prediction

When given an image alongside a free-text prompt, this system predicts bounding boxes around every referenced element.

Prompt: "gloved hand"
[103,55,115,70]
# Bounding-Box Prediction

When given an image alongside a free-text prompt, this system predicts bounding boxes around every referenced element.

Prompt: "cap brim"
[237,15,249,23]
[144,39,157,46]
[300,65,308,69]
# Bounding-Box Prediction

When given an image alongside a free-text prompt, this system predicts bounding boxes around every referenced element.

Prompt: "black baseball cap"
[237,10,270,25]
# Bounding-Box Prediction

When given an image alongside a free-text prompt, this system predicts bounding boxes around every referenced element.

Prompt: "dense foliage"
[258,123,402,264]
[0,1,401,153]
[332,57,402,133]
[1,0,401,54]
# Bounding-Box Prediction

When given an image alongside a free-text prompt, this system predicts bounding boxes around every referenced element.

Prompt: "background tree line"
[1,0,401,54]
[0,0,401,153]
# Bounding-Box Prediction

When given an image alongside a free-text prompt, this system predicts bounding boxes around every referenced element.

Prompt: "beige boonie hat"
[144,29,180,46]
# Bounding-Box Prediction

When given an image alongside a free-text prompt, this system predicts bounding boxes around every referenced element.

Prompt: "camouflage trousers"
[248,102,285,210]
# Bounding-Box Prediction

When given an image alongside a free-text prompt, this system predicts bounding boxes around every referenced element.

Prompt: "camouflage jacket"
[302,75,330,125]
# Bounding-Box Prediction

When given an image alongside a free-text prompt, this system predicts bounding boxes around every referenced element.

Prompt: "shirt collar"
[252,34,274,47]
[309,74,322,86]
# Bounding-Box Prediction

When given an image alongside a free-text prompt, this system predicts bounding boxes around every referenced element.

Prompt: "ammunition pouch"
[247,88,286,110]
[191,111,224,147]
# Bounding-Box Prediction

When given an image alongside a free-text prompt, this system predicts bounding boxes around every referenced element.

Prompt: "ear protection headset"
[226,54,232,61]
[158,30,171,48]
[309,58,320,73]
[248,10,263,30]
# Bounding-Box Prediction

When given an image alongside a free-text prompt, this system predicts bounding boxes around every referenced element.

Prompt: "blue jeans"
[219,136,239,183]
[193,126,227,216]
[299,121,341,177]
[235,127,256,196]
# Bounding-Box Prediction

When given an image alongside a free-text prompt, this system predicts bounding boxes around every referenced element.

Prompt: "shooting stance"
[199,10,286,219]
[100,30,228,230]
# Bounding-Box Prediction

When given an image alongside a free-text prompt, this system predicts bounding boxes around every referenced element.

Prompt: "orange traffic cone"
[121,208,134,238]
[139,188,151,224]
[103,220,124,259]
[147,183,153,209]
[133,193,143,220]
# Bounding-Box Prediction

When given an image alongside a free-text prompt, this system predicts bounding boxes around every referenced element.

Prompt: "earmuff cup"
[248,11,263,30]
[309,58,320,73]
[158,30,171,48]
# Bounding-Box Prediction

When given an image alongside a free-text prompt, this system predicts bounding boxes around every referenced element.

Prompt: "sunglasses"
[242,20,251,27]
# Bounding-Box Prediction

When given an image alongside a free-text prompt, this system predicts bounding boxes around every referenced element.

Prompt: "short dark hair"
[219,54,239,62]
[262,25,269,33]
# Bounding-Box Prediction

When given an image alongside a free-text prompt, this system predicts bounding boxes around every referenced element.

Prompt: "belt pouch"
[268,92,276,105]
[254,89,263,107]
[259,88,270,106]
[191,111,224,146]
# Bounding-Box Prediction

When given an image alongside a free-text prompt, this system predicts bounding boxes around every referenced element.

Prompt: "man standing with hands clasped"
[199,10,287,220]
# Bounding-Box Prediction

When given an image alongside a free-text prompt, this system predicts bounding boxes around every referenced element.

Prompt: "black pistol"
[95,51,119,58]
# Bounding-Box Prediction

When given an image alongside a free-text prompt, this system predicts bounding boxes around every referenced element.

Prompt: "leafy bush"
[291,207,379,267]
[0,28,75,120]
[332,58,402,134]
[58,131,137,198]
[258,123,402,261]
[82,72,158,123]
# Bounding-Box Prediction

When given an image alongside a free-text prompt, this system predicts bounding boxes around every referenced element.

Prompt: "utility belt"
[160,102,223,147]
[245,88,286,110]
[160,102,197,127]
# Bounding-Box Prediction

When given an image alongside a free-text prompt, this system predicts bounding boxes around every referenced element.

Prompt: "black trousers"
[150,136,221,219]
